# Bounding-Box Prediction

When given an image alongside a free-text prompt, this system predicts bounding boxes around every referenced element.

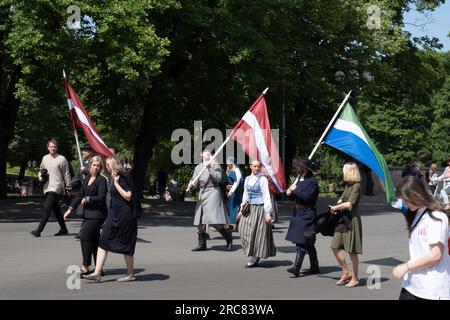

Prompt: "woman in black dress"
[84,156,138,282]
[64,156,107,275]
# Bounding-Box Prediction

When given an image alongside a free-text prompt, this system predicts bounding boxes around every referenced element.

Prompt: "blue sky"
[403,1,450,51]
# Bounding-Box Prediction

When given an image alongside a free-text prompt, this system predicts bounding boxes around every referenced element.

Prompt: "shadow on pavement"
[315,276,390,287]
[136,237,152,244]
[361,257,405,266]
[357,277,390,286]
[209,244,242,252]
[276,246,297,253]
[257,260,292,268]
[136,273,170,282]
[81,268,167,283]
[104,268,146,276]
[305,265,342,275]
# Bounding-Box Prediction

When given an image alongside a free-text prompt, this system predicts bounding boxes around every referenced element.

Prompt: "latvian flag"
[323,103,395,203]
[63,75,113,159]
[230,94,287,194]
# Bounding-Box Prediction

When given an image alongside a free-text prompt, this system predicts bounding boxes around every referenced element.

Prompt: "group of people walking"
[188,151,364,286]
[30,139,139,282]
[189,151,449,299]
[284,160,362,287]
[29,140,449,299]
[406,158,450,212]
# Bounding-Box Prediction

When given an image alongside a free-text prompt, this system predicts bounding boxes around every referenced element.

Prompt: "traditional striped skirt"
[239,204,276,259]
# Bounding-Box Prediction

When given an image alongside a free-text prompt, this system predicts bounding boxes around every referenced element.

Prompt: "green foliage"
[1,0,449,196]
[315,149,345,195]
[431,61,450,165]
[358,49,447,166]
[3,0,175,163]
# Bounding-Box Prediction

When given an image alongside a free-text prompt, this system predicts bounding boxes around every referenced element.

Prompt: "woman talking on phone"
[83,156,139,282]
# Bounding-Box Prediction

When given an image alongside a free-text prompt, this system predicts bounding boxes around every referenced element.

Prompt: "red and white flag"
[230,94,287,194]
[63,76,113,159]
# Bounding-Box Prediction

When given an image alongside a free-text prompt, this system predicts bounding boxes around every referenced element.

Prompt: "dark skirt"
[227,191,242,224]
[285,208,316,245]
[99,213,138,256]
[239,204,276,259]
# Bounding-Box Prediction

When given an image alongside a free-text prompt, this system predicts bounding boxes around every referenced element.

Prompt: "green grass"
[7,166,38,178]
[319,192,339,197]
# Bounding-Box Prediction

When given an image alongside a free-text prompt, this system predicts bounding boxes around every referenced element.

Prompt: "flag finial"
[262,87,269,95]
[63,70,67,78]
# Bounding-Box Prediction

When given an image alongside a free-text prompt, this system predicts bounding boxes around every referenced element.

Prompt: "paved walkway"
[0,194,408,299]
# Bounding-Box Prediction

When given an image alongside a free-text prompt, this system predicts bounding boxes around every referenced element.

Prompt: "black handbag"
[334,209,352,233]
[314,209,337,237]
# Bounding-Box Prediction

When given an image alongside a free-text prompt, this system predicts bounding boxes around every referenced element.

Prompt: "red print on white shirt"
[417,228,427,236]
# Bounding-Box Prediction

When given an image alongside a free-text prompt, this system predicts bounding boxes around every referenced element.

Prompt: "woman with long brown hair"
[393,176,449,300]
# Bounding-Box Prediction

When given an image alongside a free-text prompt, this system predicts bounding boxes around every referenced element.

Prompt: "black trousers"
[399,288,430,300]
[80,219,103,267]
[37,192,67,233]
[296,237,317,256]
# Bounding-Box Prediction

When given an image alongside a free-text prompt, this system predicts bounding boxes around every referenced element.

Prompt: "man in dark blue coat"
[285,158,320,277]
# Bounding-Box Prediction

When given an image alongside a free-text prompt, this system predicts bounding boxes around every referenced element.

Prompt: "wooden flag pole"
[186,87,269,192]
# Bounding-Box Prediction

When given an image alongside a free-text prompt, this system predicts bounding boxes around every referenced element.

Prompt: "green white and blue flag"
[323,103,395,203]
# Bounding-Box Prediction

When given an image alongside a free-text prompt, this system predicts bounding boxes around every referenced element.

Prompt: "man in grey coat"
[188,150,233,251]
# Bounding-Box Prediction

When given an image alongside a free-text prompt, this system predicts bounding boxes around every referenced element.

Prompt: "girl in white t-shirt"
[393,176,450,300]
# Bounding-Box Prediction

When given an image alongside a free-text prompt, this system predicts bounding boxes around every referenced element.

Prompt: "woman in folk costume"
[261,166,280,226]
[226,156,243,229]
[188,150,233,251]
[238,160,276,268]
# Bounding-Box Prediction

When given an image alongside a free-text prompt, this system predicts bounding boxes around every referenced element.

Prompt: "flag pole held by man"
[187,87,287,194]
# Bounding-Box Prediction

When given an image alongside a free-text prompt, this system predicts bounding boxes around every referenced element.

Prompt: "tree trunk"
[0,72,19,199]
[132,85,161,198]
[19,161,27,183]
